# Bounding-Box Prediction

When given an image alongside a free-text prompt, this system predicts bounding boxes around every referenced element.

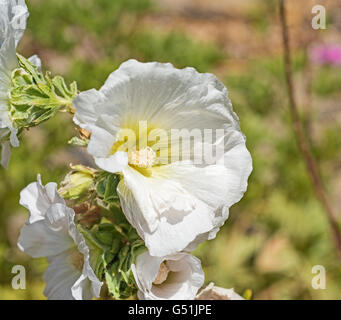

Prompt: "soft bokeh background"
[1,0,341,299]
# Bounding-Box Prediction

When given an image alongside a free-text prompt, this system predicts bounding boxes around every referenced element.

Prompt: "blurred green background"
[1,0,341,299]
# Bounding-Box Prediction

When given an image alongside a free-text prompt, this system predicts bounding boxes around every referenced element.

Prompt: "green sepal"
[95,172,120,203]
[83,217,146,299]
[104,239,146,299]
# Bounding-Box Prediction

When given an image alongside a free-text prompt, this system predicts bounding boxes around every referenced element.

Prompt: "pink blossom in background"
[309,44,341,66]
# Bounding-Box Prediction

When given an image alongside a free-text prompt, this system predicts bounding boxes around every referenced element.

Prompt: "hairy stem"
[279,0,341,258]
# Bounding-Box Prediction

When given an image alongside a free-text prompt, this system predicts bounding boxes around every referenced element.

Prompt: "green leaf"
[104,174,120,202]
[95,173,120,203]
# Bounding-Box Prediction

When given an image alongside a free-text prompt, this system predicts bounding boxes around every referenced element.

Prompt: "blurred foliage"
[1,0,341,300]
[312,67,341,97]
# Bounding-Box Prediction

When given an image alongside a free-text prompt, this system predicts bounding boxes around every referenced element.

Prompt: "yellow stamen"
[128,146,156,169]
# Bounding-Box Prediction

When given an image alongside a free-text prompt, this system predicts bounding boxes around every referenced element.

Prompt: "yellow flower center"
[128,146,157,169]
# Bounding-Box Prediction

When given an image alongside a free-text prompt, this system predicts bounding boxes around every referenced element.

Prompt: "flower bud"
[9,54,78,129]
[59,164,96,200]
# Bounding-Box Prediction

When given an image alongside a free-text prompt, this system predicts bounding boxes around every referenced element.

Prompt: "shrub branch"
[279,0,341,258]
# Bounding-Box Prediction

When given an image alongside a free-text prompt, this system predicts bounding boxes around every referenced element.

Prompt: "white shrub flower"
[132,251,204,300]
[17,175,103,300]
[73,59,252,257]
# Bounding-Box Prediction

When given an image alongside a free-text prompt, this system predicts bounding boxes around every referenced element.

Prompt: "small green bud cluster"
[9,54,78,131]
[61,167,146,299]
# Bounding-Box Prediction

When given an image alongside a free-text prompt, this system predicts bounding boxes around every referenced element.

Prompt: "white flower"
[0,0,41,168]
[17,175,103,300]
[73,59,252,257]
[196,282,244,300]
[132,251,204,300]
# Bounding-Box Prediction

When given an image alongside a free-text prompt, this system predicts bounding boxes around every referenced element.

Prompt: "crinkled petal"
[17,219,73,258]
[43,251,81,300]
[19,175,65,224]
[119,158,249,256]
[71,262,102,300]
[133,251,204,300]
[0,0,29,47]
[67,210,103,300]
[119,165,197,232]
[73,89,107,129]
[98,60,239,132]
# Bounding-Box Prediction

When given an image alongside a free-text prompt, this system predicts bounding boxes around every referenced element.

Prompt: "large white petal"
[94,152,128,173]
[43,246,102,300]
[18,181,76,257]
[143,201,215,257]
[118,165,202,242]
[119,158,250,256]
[17,219,73,258]
[118,165,217,256]
[96,60,239,131]
[73,89,107,129]
[42,205,102,300]
[73,60,241,162]
[43,251,81,300]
